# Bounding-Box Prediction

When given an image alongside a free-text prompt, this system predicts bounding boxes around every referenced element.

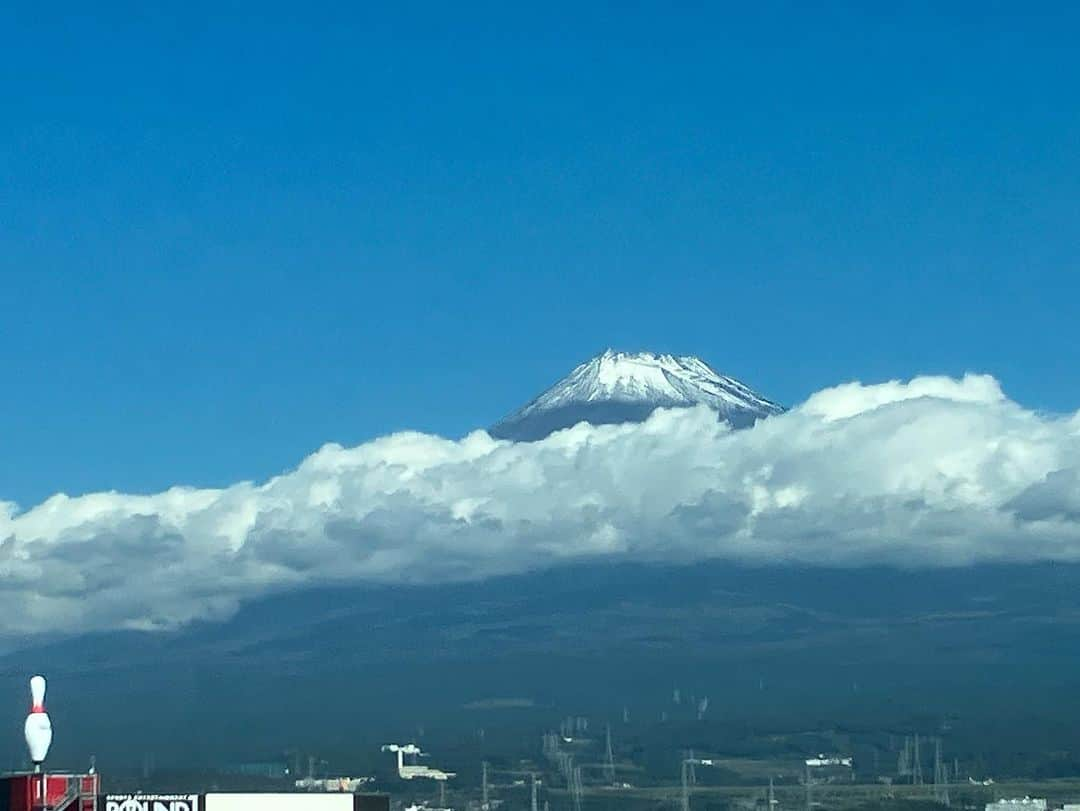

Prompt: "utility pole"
[769,776,777,810]
[481,761,489,808]
[530,773,539,811]
[805,761,812,811]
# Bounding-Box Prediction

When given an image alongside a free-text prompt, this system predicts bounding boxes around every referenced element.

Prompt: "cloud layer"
[2,374,1079,635]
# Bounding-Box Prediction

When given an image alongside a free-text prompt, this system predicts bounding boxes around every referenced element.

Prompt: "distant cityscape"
[30,678,1080,811]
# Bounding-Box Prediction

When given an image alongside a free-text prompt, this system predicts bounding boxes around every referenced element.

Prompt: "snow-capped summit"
[490,349,783,441]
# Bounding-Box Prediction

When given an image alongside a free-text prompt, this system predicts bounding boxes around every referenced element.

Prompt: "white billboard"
[204,795,353,811]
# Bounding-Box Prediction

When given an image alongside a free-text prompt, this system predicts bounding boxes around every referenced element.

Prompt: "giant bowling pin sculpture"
[24,675,52,772]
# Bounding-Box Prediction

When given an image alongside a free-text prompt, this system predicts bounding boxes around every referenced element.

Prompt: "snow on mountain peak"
[490,349,783,441]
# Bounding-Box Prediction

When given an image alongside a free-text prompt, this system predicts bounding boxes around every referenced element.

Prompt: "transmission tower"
[898,737,912,779]
[680,759,691,811]
[913,735,923,785]
[697,696,709,721]
[604,724,616,784]
[541,732,558,759]
[571,765,584,811]
[934,738,950,807]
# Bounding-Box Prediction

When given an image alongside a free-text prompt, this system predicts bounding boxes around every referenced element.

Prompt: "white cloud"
[1,374,1079,635]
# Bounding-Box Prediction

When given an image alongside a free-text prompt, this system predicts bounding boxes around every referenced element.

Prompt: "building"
[293,779,374,793]
[985,799,1048,811]
[0,773,100,811]
[223,763,291,780]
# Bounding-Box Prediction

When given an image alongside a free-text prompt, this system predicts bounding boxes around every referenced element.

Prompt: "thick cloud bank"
[2,374,1079,635]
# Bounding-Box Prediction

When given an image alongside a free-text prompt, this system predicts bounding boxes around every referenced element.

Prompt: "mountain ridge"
[490,349,783,441]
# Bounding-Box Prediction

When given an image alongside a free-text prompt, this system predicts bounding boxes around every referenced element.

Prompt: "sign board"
[105,795,199,811]
[203,794,353,811]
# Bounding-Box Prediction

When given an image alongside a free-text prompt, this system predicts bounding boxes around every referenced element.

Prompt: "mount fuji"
[489,349,784,441]
[3,352,1077,767]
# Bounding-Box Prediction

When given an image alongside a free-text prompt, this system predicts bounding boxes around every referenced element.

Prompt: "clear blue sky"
[2,3,1078,505]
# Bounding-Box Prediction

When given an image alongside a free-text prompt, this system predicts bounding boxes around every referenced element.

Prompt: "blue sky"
[2,3,1078,505]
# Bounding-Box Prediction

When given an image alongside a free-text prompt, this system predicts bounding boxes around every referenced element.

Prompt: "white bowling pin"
[24,675,52,765]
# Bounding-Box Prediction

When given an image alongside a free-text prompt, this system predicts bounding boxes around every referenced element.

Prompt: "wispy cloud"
[2,374,1078,635]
